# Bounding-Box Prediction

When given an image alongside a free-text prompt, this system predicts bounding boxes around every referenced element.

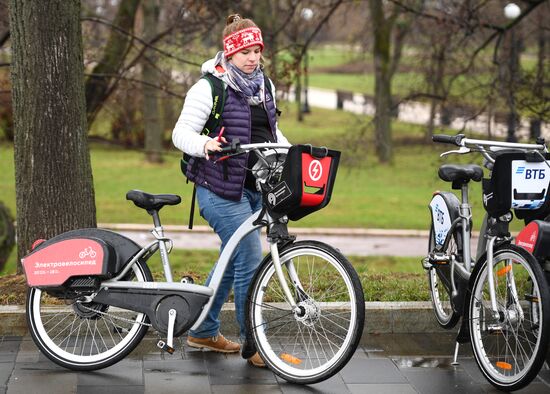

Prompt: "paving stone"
[203,351,277,385]
[0,336,20,363]
[400,368,485,394]
[8,362,78,394]
[0,362,14,386]
[211,384,281,394]
[145,372,210,394]
[76,359,143,386]
[77,385,143,394]
[143,359,211,393]
[277,373,350,393]
[457,357,487,384]
[347,383,417,394]
[339,358,407,384]
[14,337,41,363]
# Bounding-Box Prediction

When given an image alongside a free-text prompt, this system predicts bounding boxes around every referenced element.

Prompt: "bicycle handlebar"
[432,134,465,146]
[433,133,547,163]
[217,139,291,155]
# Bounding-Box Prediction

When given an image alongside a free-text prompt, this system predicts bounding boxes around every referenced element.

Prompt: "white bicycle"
[23,142,365,384]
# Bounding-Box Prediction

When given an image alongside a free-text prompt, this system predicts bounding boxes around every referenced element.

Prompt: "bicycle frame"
[102,199,298,334]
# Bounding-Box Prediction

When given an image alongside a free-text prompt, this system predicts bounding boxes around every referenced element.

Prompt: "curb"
[0,302,446,343]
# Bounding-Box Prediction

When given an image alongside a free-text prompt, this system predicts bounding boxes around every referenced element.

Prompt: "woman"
[172,14,289,367]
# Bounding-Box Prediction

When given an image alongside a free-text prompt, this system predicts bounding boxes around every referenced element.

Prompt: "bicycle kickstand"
[451,342,460,365]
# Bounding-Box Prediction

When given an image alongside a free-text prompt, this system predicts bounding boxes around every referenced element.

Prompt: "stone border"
[1,302,447,343]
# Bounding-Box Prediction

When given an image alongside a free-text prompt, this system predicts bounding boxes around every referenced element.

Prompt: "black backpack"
[181,72,278,228]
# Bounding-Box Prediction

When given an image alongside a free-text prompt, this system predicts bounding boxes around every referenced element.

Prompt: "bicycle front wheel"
[247,240,365,384]
[469,245,550,391]
[27,260,152,371]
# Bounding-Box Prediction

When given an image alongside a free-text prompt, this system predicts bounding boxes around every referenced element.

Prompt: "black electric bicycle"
[423,133,550,391]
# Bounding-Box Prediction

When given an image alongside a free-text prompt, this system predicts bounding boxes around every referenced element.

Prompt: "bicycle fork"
[269,241,297,309]
[485,235,523,322]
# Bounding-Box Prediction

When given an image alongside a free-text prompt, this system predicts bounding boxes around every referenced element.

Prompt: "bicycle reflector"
[496,361,512,371]
[280,353,302,365]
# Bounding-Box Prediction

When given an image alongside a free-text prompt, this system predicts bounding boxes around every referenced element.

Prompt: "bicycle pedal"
[157,340,175,354]
[429,253,450,266]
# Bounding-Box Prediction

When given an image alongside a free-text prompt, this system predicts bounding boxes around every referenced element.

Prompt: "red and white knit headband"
[223,27,264,58]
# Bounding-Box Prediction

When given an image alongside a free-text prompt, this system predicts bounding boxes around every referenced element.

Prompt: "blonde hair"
[222,14,258,39]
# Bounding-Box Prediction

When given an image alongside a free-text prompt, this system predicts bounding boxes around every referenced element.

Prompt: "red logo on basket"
[301,153,332,207]
[22,238,104,287]
[309,160,323,181]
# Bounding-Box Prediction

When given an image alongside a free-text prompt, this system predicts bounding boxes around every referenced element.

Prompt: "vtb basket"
[263,144,341,221]
[482,151,550,220]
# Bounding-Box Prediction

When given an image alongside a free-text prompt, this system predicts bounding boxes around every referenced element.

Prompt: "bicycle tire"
[428,226,461,329]
[27,260,153,371]
[246,240,365,384]
[468,244,550,391]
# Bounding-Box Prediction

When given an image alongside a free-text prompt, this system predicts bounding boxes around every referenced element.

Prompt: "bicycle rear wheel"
[27,260,152,371]
[246,240,365,384]
[469,245,550,391]
[428,227,460,328]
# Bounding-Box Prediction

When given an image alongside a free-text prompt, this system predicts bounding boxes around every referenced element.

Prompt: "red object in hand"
[217,126,225,142]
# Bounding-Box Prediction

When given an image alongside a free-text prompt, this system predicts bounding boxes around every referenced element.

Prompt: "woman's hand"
[204,137,227,160]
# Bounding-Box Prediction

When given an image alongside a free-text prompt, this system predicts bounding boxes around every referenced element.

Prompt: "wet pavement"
[1,333,549,393]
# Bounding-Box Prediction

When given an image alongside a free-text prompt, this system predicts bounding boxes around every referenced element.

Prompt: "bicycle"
[21,141,365,385]
[423,133,550,391]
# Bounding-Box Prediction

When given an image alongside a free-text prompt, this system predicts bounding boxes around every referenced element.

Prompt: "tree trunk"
[370,0,393,163]
[9,0,95,272]
[0,201,15,272]
[85,0,140,125]
[142,0,162,163]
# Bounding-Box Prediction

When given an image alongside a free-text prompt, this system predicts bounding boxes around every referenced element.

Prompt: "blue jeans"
[188,186,263,340]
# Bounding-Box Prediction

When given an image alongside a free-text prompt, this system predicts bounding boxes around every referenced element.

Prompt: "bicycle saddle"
[126,190,181,211]
[438,164,483,183]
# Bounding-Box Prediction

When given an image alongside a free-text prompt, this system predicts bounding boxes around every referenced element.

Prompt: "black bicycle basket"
[482,151,550,219]
[263,144,341,221]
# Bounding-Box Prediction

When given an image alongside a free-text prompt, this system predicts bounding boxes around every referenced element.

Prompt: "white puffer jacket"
[172,54,289,158]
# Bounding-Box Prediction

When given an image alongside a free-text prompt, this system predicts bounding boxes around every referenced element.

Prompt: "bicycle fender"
[32,228,142,276]
[429,191,460,248]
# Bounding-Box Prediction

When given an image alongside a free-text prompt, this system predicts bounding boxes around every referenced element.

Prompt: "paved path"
[1,334,548,393]
[106,224,481,257]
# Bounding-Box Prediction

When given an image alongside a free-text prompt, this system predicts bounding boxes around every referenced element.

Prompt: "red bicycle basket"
[264,144,340,220]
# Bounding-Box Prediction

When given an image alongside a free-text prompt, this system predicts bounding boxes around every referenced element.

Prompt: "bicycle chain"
[79,303,152,327]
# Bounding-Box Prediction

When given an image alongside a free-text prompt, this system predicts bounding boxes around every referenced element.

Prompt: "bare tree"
[141,0,163,163]
[9,0,95,271]
[369,0,413,163]
[85,0,141,124]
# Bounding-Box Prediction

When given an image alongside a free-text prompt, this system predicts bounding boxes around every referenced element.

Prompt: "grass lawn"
[0,103,487,230]
[0,251,429,304]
